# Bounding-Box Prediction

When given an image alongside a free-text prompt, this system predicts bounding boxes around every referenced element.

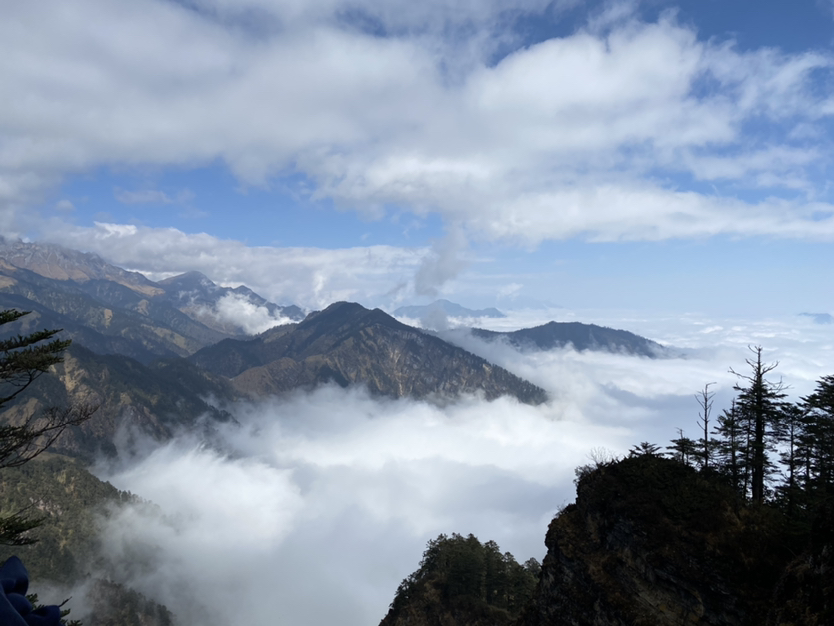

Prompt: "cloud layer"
[3,0,834,245]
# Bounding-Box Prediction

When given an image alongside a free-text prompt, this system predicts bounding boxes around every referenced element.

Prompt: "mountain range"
[2,239,830,626]
[0,239,673,458]
[191,301,546,404]
[0,237,303,362]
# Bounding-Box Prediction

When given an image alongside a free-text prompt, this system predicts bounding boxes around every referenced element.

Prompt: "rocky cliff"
[386,455,833,626]
[518,456,796,626]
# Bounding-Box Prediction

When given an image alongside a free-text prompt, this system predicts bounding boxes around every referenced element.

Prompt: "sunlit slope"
[192,302,548,404]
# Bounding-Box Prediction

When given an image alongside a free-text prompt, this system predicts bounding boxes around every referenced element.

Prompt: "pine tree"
[667,429,698,467]
[0,309,97,544]
[799,375,834,502]
[695,382,717,470]
[730,346,786,503]
[773,403,805,517]
[713,400,749,496]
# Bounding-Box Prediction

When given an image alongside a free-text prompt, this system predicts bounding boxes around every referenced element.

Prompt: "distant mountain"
[800,312,833,324]
[0,263,221,362]
[0,237,162,296]
[394,300,506,320]
[0,239,303,360]
[191,302,546,404]
[471,321,664,357]
[158,270,304,334]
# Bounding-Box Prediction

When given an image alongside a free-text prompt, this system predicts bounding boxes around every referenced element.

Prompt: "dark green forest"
[382,533,540,626]
[635,346,834,529]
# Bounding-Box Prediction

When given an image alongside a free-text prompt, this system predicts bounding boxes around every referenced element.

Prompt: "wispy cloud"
[114,189,173,205]
[114,188,195,205]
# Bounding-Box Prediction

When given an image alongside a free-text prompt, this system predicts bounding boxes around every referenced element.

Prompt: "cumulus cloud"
[72,312,834,626]
[41,221,424,309]
[3,1,834,245]
[208,293,297,334]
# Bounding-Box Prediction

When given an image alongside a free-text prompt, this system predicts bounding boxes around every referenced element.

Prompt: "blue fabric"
[0,557,62,626]
[0,557,29,595]
[23,605,61,626]
[7,592,32,615]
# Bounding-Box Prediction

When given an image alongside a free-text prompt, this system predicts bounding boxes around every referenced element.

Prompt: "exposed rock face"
[517,456,793,626]
[192,302,547,404]
[472,322,664,357]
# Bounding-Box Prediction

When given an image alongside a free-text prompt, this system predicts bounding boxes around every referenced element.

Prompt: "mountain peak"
[159,271,216,289]
[0,238,163,296]
[192,301,547,404]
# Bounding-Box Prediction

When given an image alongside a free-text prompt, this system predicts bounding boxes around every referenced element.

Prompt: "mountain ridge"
[192,302,548,404]
[471,320,664,357]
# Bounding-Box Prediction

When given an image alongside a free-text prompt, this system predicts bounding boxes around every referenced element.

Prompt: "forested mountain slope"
[191,301,547,404]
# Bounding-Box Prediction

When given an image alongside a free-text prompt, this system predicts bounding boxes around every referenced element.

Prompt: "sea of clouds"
[74,309,833,626]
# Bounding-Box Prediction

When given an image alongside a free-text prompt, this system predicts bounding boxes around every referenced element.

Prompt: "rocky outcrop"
[517,456,795,626]
[383,456,834,626]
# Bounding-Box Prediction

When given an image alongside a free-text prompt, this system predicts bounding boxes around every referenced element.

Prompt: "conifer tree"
[0,310,96,544]
[798,375,834,502]
[667,429,698,467]
[695,382,717,469]
[774,403,805,517]
[730,346,786,503]
[713,400,749,495]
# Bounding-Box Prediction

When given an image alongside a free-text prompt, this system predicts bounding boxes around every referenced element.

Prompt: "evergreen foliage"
[729,346,787,503]
[386,533,540,625]
[0,310,97,545]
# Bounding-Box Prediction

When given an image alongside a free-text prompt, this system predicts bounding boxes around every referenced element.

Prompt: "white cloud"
[79,312,834,626]
[2,1,833,245]
[208,292,297,334]
[42,221,425,309]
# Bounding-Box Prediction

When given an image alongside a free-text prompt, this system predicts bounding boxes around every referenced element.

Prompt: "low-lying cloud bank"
[79,312,834,626]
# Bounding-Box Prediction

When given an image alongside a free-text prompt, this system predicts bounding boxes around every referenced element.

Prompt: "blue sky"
[3,0,834,314]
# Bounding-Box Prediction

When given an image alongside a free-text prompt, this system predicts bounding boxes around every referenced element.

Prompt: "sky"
[2,0,834,315]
